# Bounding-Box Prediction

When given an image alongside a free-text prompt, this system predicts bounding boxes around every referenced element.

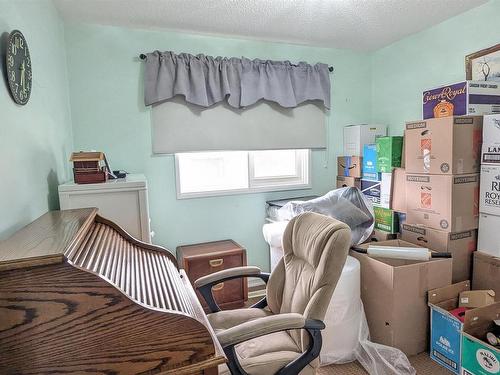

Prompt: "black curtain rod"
[138,53,334,72]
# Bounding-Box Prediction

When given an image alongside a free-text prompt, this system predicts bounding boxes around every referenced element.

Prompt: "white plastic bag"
[278,187,374,246]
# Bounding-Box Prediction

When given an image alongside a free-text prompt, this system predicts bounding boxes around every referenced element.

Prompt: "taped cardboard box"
[406,173,479,232]
[336,175,361,189]
[352,239,452,356]
[376,136,403,172]
[401,224,476,283]
[478,213,500,257]
[461,302,500,375]
[405,116,483,175]
[391,167,407,213]
[482,114,500,165]
[422,81,500,119]
[337,156,362,178]
[472,251,500,300]
[479,164,500,216]
[428,281,471,374]
[343,124,387,156]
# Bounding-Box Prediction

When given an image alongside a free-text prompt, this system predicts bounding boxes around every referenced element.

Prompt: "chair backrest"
[266,212,351,350]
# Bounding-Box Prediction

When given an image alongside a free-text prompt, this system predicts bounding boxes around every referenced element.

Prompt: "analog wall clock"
[6,30,32,105]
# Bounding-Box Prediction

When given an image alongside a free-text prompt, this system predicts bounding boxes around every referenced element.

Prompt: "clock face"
[6,30,32,105]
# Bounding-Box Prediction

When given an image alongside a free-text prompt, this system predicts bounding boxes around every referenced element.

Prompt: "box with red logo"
[405,116,483,175]
[406,173,479,232]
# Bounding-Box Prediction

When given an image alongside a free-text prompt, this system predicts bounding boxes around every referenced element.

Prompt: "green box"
[374,206,399,233]
[461,302,500,375]
[376,136,403,173]
[461,333,500,375]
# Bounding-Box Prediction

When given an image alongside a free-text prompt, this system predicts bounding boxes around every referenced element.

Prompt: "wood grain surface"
[0,209,226,374]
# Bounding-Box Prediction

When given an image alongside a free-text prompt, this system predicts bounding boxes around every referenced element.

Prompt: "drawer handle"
[212,282,224,291]
[209,259,224,267]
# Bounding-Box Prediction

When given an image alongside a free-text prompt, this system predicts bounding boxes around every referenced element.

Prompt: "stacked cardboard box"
[360,137,404,233]
[402,115,482,283]
[338,125,386,189]
[478,114,500,258]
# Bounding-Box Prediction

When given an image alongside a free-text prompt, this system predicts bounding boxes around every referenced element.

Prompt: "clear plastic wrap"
[355,303,416,375]
[278,187,375,246]
[321,301,416,375]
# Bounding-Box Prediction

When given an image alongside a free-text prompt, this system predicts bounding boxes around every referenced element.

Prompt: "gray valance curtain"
[143,51,331,109]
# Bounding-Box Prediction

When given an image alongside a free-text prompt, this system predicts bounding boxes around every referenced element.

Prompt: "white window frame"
[175,150,311,199]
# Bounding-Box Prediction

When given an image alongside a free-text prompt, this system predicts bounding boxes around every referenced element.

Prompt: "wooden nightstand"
[176,240,248,311]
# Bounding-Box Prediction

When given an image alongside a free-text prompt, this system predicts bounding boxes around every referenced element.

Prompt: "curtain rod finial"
[328,66,333,72]
[139,54,147,60]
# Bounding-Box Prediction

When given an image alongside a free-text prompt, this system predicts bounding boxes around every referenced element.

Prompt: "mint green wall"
[0,0,73,239]
[371,0,500,135]
[63,23,372,270]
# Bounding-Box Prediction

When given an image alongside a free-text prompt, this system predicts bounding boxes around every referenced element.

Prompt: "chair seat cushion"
[209,308,315,375]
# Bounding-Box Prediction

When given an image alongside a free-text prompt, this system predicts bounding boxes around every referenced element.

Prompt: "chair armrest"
[217,313,317,347]
[195,266,271,313]
[194,266,262,288]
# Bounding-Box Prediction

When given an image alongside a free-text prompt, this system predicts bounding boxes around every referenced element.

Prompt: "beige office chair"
[195,212,351,375]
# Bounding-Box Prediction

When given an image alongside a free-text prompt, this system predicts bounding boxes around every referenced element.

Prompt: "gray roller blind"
[151,97,326,154]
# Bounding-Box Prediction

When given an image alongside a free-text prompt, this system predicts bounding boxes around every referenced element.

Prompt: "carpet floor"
[318,353,451,374]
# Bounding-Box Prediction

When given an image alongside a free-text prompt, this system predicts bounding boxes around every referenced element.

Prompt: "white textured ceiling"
[53,0,487,51]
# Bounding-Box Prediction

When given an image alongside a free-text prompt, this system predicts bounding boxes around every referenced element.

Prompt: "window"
[175,150,310,198]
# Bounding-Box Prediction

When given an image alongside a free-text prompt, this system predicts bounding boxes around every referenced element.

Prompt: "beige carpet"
[318,353,451,374]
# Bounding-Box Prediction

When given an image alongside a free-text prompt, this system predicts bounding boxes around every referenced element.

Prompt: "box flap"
[429,280,470,306]
[463,302,500,338]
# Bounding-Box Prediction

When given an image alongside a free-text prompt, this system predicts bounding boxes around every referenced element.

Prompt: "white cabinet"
[59,174,152,243]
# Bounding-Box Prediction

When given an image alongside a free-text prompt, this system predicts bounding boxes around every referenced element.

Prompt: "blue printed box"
[423,81,500,120]
[362,144,378,179]
[361,179,381,205]
[428,281,471,374]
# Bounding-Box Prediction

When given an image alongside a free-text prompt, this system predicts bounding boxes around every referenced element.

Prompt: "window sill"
[176,182,312,200]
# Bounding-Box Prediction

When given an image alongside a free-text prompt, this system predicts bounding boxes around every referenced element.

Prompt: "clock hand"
[20,62,25,91]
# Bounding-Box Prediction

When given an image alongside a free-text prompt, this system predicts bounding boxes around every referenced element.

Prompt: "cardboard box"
[374,206,399,233]
[406,173,479,232]
[472,251,500,300]
[479,164,500,216]
[461,303,500,375]
[343,124,387,156]
[391,167,407,213]
[401,224,476,283]
[376,136,403,172]
[365,229,398,243]
[478,213,500,257]
[362,144,378,178]
[379,172,393,209]
[353,240,452,356]
[361,173,392,208]
[337,156,362,178]
[362,171,381,181]
[459,290,496,309]
[428,281,471,374]
[422,81,500,119]
[482,114,500,165]
[336,175,361,189]
[361,178,381,205]
[405,116,483,175]
[397,211,406,227]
